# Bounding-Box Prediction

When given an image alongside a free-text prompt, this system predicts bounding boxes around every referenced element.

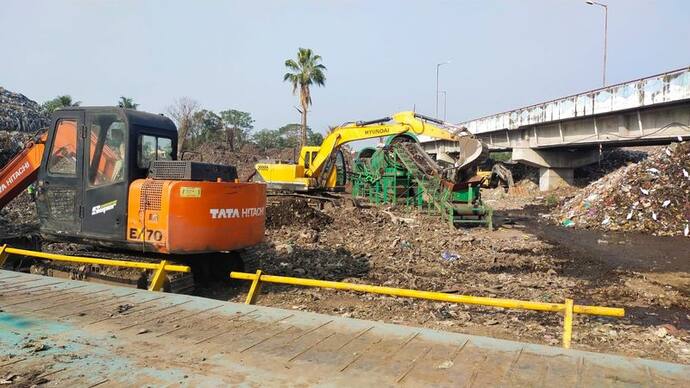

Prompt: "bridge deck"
[1,270,688,387]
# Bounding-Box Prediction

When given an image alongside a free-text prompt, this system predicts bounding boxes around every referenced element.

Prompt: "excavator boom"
[305,111,462,178]
[254,111,477,192]
[0,132,47,208]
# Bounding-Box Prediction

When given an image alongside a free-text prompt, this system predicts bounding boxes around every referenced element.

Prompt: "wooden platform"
[1,270,688,386]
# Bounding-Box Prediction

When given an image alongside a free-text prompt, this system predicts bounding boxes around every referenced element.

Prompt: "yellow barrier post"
[562,298,574,349]
[0,244,8,267]
[1,246,190,292]
[230,271,624,318]
[231,271,625,348]
[148,260,169,292]
[245,269,263,305]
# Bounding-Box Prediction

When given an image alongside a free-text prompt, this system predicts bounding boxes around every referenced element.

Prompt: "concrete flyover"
[421,66,690,190]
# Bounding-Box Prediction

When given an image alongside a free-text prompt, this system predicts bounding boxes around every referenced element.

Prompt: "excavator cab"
[36,107,176,242]
[299,147,347,191]
[31,107,266,255]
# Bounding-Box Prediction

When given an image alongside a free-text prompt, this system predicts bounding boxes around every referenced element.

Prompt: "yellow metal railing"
[0,244,190,292]
[230,270,625,349]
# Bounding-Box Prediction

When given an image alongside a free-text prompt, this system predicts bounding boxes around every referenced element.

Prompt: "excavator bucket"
[454,137,487,170]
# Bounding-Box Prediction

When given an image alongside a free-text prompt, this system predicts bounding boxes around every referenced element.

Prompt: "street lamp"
[586,1,608,87]
[436,61,450,117]
[438,91,447,121]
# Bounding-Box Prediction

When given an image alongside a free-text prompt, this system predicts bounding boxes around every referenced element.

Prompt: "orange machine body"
[127,179,266,254]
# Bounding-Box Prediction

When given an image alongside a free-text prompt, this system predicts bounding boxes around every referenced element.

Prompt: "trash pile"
[265,198,333,229]
[554,142,690,236]
[0,87,49,133]
[0,130,32,166]
[185,142,297,181]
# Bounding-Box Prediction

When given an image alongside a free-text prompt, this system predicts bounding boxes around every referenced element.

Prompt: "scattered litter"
[0,373,17,385]
[137,328,150,335]
[561,219,575,228]
[116,304,134,314]
[440,251,460,262]
[435,360,454,369]
[662,200,671,208]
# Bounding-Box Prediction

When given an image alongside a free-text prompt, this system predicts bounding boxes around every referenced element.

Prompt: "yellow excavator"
[253,111,476,192]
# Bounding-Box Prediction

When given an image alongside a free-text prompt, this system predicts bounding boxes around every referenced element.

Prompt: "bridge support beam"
[539,167,574,191]
[512,148,599,191]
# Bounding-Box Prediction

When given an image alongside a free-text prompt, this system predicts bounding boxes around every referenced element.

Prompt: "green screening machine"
[351,136,492,228]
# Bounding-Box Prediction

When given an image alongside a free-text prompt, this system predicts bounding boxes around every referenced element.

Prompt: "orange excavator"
[0,107,266,288]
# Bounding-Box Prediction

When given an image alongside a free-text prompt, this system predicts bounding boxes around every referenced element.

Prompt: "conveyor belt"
[0,270,688,386]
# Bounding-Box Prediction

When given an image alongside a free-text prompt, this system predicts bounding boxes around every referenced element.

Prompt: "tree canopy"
[41,95,81,113]
[117,96,139,109]
[252,124,323,150]
[283,48,326,147]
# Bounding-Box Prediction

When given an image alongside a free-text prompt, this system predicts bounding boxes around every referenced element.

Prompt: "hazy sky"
[2,0,689,141]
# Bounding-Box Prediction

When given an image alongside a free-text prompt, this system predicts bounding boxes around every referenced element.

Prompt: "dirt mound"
[0,87,49,132]
[185,143,297,181]
[553,142,690,236]
[266,198,333,229]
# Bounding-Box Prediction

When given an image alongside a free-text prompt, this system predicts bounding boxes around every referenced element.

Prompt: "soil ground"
[197,188,690,365]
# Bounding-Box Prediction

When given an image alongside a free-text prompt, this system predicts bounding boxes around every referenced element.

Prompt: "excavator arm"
[0,131,47,208]
[305,111,463,178]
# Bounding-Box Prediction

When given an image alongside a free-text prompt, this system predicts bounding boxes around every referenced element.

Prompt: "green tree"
[277,123,323,147]
[277,123,302,147]
[191,109,223,147]
[117,96,139,110]
[220,109,254,151]
[308,131,324,146]
[252,129,282,150]
[283,48,326,147]
[41,95,81,113]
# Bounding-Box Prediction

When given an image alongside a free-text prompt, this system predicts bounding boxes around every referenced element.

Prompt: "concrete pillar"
[539,167,573,191]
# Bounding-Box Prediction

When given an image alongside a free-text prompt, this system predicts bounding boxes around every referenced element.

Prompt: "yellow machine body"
[255,111,464,192]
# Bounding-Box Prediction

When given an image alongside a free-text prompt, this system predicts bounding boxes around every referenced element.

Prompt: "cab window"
[138,135,173,169]
[88,114,126,187]
[47,119,78,176]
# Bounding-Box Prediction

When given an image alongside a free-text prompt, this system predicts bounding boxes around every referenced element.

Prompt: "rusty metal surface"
[1,270,689,387]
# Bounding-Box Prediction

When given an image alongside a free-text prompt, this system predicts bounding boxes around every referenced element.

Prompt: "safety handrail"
[0,244,190,291]
[230,270,624,349]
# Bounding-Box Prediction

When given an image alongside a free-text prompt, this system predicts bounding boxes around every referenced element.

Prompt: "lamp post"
[436,61,450,117]
[586,1,608,86]
[439,91,447,121]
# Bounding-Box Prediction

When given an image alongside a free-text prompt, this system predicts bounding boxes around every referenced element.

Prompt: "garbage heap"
[0,87,49,133]
[553,141,690,236]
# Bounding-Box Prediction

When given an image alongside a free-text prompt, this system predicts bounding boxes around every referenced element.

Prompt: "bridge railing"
[461,67,690,134]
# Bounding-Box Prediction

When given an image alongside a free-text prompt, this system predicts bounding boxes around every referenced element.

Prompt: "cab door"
[36,111,84,235]
[80,111,128,240]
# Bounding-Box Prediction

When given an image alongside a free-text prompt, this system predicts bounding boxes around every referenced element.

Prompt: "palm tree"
[283,48,326,147]
[41,95,81,113]
[118,96,139,110]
